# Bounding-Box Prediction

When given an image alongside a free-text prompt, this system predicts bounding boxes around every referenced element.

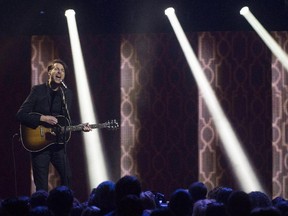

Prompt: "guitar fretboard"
[61,120,119,133]
[65,123,106,132]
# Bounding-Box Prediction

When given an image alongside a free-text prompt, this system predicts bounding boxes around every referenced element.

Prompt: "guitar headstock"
[104,119,119,130]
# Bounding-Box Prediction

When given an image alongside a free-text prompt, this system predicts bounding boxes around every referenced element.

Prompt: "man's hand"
[82,123,92,132]
[40,115,58,125]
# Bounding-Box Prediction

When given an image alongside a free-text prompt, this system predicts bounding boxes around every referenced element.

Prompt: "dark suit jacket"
[16,83,72,129]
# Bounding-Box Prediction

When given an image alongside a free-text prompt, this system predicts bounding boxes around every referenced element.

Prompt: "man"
[16,59,91,191]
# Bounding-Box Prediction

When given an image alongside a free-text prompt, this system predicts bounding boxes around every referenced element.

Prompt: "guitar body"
[20,115,71,152]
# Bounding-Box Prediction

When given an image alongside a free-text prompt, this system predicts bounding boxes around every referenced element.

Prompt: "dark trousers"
[31,144,71,191]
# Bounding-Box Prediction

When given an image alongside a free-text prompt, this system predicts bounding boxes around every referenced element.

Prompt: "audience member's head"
[192,199,215,216]
[1,196,30,216]
[215,187,233,205]
[208,186,223,200]
[30,190,49,208]
[47,186,74,216]
[188,182,207,203]
[88,180,116,215]
[29,206,51,216]
[249,191,272,210]
[226,190,251,216]
[114,175,142,207]
[169,189,192,216]
[250,206,281,216]
[272,198,288,216]
[272,197,286,206]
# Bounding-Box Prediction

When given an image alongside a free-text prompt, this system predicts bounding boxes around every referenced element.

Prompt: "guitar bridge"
[40,126,44,137]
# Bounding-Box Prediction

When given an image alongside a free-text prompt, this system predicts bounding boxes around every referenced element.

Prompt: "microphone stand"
[60,86,71,187]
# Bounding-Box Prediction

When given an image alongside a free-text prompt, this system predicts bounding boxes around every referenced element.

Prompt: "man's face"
[48,63,65,84]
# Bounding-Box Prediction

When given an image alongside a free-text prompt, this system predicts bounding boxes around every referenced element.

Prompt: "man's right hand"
[40,115,58,125]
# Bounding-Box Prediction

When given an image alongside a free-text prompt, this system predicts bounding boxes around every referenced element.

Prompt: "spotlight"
[164,7,175,16]
[240,6,249,15]
[65,9,75,17]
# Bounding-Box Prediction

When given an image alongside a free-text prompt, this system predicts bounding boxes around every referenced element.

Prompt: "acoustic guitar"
[20,115,119,152]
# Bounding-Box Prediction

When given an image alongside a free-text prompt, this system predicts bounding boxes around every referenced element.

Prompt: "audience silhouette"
[117,194,143,216]
[250,206,281,216]
[88,180,116,216]
[47,185,74,216]
[1,176,288,216]
[248,191,272,209]
[272,197,288,216]
[30,190,48,209]
[226,190,251,216]
[218,187,233,205]
[29,206,51,216]
[81,206,101,216]
[206,201,227,216]
[104,175,142,216]
[1,196,30,216]
[188,182,207,205]
[192,198,215,216]
[168,188,192,216]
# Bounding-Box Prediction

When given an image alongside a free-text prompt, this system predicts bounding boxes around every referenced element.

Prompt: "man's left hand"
[82,123,92,132]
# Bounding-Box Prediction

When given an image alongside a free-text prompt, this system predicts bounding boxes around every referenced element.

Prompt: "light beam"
[165,7,264,192]
[65,9,108,189]
[240,6,288,71]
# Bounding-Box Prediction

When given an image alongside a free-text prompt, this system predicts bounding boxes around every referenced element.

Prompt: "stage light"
[65,9,75,17]
[240,6,249,15]
[240,6,288,71]
[165,7,264,192]
[65,9,108,189]
[164,7,175,16]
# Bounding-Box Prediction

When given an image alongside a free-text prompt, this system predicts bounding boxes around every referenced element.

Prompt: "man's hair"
[47,59,69,76]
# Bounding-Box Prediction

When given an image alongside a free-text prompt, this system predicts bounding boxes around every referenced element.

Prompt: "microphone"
[61,80,67,89]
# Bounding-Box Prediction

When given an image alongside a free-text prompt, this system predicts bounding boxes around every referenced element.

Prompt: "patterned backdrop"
[120,32,273,197]
[197,32,272,194]
[272,31,288,198]
[120,33,199,194]
[1,30,288,200]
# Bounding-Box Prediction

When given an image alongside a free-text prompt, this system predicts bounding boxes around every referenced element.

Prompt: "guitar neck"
[66,123,106,132]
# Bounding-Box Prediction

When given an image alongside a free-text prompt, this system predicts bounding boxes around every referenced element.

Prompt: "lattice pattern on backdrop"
[271,31,288,199]
[120,37,140,177]
[197,31,272,193]
[121,33,199,195]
